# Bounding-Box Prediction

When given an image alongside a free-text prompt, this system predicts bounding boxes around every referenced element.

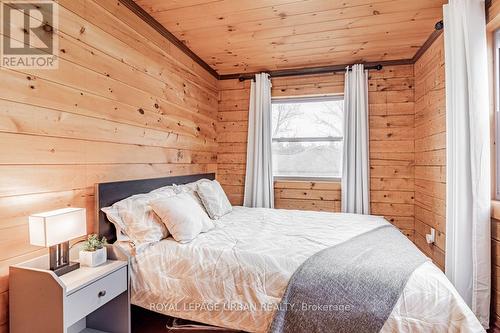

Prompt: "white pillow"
[150,192,214,243]
[171,180,210,212]
[101,206,130,242]
[171,179,211,193]
[101,190,175,249]
[196,180,232,219]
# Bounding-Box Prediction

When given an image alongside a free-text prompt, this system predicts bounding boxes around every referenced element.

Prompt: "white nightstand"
[9,247,130,333]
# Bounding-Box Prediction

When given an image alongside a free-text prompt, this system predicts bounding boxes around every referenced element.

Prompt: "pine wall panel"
[217,65,415,240]
[0,0,218,330]
[413,34,446,270]
[274,181,341,212]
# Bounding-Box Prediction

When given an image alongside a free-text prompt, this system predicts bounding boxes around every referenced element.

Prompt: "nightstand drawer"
[66,266,127,326]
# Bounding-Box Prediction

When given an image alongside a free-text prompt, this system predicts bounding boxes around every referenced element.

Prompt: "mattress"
[127,206,484,332]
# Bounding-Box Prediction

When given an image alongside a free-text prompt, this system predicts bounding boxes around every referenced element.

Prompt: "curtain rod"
[229,63,387,82]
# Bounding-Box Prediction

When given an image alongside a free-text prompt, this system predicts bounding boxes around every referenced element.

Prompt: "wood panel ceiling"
[133,0,446,75]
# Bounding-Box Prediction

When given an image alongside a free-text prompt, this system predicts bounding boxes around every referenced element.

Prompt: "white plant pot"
[79,247,107,267]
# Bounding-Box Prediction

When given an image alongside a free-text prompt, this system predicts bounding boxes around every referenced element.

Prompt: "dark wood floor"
[131,306,241,333]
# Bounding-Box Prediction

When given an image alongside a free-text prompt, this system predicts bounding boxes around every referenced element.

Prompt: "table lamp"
[29,207,87,276]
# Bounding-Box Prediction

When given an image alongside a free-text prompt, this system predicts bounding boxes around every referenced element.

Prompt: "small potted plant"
[79,234,107,267]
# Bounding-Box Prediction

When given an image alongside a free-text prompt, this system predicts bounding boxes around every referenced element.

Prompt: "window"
[271,96,344,180]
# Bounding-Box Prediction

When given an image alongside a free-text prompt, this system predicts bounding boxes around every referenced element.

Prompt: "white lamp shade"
[29,208,87,247]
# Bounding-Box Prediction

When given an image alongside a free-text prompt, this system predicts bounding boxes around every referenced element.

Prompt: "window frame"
[495,30,500,199]
[271,94,344,182]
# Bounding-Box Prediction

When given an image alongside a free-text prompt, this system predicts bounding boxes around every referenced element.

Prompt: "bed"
[97,174,484,333]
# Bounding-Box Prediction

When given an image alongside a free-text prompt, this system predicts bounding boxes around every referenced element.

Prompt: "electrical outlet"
[426,228,435,244]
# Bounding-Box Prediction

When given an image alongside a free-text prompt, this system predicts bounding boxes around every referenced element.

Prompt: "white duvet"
[126,207,484,332]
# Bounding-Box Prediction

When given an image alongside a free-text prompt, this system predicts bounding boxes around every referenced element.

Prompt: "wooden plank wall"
[368,65,415,240]
[274,181,341,212]
[489,0,500,25]
[217,78,251,205]
[217,65,415,239]
[413,34,446,270]
[0,1,218,331]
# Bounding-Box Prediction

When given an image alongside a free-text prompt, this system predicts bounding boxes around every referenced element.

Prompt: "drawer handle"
[98,290,106,298]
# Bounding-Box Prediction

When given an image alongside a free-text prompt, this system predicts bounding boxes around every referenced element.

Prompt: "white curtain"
[243,73,274,208]
[341,64,370,214]
[444,0,490,327]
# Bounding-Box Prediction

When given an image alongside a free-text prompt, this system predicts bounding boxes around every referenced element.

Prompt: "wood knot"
[42,24,53,33]
[138,108,145,114]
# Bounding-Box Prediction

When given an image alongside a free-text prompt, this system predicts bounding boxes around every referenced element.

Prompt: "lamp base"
[49,241,79,276]
[53,261,80,276]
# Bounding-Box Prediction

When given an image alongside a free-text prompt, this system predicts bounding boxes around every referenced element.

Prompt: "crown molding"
[412,22,444,63]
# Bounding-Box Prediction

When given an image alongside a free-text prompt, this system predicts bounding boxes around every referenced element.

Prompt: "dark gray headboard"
[96,173,216,243]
